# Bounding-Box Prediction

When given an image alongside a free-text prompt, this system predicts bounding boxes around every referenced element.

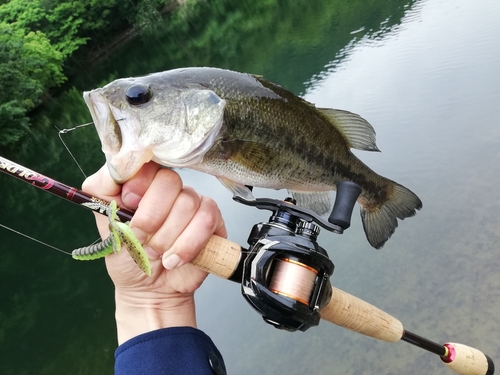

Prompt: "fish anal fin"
[318,108,380,152]
[288,190,333,216]
[217,176,255,200]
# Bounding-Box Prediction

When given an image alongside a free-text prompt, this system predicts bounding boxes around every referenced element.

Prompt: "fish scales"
[202,74,388,196]
[203,76,352,185]
[84,67,422,248]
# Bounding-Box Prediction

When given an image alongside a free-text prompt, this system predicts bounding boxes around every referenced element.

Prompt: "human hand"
[82,162,227,344]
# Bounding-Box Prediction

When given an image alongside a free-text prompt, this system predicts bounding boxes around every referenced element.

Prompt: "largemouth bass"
[83,67,422,249]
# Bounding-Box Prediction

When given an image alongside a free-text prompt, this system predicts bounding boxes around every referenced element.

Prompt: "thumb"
[121,162,162,210]
[82,164,121,200]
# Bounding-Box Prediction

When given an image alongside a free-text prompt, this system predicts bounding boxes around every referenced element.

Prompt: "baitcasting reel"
[231,182,361,332]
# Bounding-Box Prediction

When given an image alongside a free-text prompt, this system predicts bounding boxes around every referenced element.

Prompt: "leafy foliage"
[0,0,172,151]
[0,21,64,146]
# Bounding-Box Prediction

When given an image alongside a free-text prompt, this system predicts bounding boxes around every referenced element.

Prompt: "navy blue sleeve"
[115,326,226,375]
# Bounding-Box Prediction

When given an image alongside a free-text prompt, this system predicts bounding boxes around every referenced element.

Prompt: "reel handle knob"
[328,181,362,229]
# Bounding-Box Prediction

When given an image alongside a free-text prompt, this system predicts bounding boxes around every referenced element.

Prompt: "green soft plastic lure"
[72,200,151,276]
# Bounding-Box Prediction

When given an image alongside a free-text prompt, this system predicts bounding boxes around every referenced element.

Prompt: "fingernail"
[123,192,142,210]
[163,253,181,270]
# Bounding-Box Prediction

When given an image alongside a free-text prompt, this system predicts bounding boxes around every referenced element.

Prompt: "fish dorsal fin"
[318,108,380,152]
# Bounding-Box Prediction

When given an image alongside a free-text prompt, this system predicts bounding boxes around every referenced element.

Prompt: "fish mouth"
[83,90,153,183]
[83,90,120,153]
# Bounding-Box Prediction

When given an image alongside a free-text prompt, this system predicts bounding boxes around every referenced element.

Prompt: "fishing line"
[269,258,318,305]
[0,222,73,256]
[56,122,94,179]
[0,222,104,256]
[0,123,99,254]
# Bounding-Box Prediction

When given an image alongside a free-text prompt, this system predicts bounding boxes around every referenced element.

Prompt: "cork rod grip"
[190,235,242,279]
[443,343,495,375]
[319,286,403,342]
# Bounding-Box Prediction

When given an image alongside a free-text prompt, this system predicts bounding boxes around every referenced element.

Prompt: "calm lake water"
[1,0,499,374]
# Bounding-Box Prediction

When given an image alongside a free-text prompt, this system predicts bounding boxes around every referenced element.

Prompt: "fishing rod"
[0,156,134,222]
[0,155,494,375]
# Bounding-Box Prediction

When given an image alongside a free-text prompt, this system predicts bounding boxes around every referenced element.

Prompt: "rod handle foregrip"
[319,286,404,342]
[442,343,495,375]
[190,235,242,279]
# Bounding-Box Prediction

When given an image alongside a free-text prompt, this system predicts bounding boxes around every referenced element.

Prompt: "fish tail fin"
[360,181,422,249]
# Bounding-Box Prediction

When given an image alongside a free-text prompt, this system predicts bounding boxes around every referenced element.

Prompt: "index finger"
[162,195,227,270]
[81,164,123,238]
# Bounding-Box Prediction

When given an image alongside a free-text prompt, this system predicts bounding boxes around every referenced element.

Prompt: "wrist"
[114,289,197,345]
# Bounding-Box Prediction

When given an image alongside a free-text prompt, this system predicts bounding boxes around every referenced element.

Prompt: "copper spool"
[269,258,318,305]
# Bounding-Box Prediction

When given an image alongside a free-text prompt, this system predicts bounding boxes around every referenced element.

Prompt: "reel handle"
[190,234,494,375]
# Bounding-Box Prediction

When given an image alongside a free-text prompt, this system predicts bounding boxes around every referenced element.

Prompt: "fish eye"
[125,84,151,105]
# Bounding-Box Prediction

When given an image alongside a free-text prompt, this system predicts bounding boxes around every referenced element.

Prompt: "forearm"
[115,290,197,345]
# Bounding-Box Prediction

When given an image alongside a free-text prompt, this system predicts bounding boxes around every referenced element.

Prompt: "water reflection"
[1,0,499,374]
[189,1,500,374]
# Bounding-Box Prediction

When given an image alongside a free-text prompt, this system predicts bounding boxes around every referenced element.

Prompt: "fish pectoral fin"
[288,190,333,216]
[318,108,380,152]
[217,176,256,201]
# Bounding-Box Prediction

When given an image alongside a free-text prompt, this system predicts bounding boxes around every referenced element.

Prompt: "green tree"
[0,22,64,147]
[0,0,171,150]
